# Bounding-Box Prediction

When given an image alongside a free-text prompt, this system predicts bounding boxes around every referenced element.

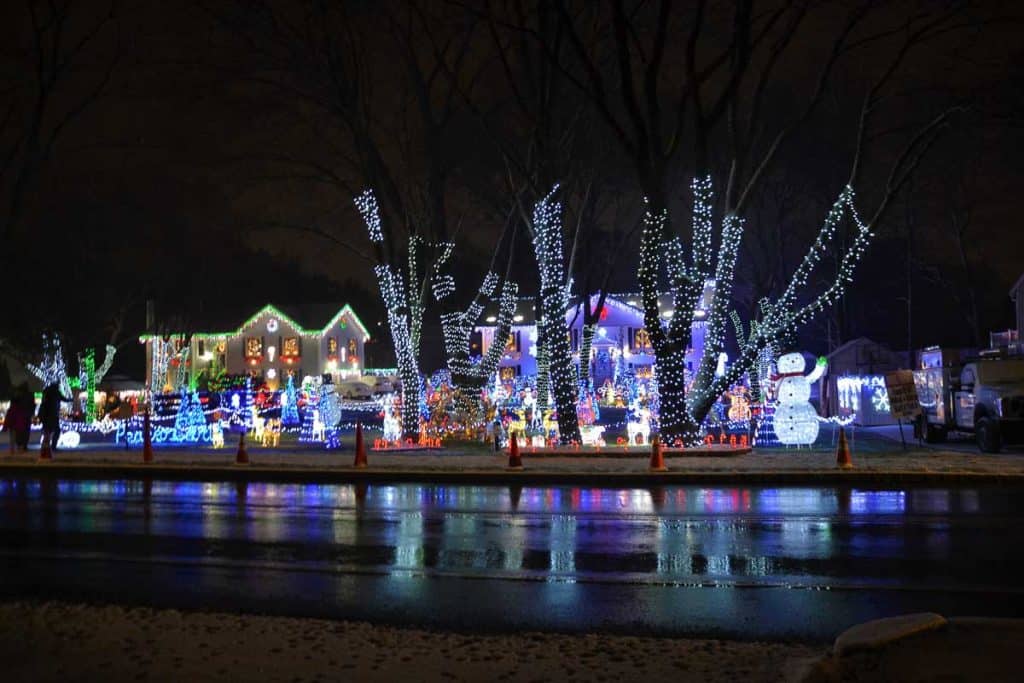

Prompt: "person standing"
[3,384,33,453]
[39,382,71,451]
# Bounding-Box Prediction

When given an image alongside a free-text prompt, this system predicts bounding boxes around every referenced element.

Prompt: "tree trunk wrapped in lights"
[534,318,550,410]
[531,188,581,445]
[26,333,72,399]
[78,344,117,424]
[432,243,519,418]
[578,322,596,389]
[355,189,425,439]
[638,178,878,446]
[687,183,875,425]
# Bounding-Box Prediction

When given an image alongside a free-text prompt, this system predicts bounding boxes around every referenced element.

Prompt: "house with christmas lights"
[475,282,716,384]
[141,303,370,392]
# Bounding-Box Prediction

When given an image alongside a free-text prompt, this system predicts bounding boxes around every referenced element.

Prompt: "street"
[1,478,1023,641]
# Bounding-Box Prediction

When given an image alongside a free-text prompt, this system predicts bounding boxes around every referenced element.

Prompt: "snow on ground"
[3,445,1023,475]
[0,601,819,683]
[4,423,1023,475]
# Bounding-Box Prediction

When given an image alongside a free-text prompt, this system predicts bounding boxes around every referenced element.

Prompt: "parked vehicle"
[914,353,1024,452]
[338,380,374,400]
[358,375,398,395]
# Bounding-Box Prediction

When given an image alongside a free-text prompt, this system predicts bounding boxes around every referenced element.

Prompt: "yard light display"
[27,333,72,398]
[79,348,96,423]
[531,186,581,445]
[773,353,826,446]
[281,374,300,426]
[319,382,342,449]
[634,175,874,446]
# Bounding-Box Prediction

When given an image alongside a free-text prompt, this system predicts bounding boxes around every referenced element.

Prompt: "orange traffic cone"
[507,431,523,470]
[836,426,852,469]
[353,422,368,468]
[39,433,52,462]
[649,435,668,472]
[142,409,154,464]
[235,431,249,465]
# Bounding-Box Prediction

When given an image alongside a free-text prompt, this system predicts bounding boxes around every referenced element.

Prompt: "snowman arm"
[806,357,827,384]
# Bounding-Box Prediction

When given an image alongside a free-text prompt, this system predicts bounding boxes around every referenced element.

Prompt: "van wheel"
[976,417,1002,453]
[924,422,947,444]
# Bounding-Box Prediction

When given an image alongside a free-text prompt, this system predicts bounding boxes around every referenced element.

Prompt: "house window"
[245,336,263,359]
[505,332,520,352]
[327,337,338,357]
[634,329,652,352]
[282,337,301,358]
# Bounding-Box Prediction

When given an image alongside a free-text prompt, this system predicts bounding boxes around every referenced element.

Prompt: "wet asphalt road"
[1,479,1023,641]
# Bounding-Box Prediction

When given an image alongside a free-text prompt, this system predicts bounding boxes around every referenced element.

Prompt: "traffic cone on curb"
[38,433,52,462]
[235,431,249,465]
[142,409,154,464]
[353,422,368,468]
[507,431,523,470]
[649,435,668,472]
[836,427,853,469]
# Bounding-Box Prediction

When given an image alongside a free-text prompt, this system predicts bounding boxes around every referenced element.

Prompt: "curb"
[2,462,1024,486]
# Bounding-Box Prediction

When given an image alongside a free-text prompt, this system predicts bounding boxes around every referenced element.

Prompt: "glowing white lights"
[774,353,826,446]
[531,186,581,444]
[356,188,424,438]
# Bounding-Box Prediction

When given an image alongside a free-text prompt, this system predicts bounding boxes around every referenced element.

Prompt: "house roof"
[477,289,712,328]
[1010,272,1024,300]
[139,303,370,342]
[826,337,877,360]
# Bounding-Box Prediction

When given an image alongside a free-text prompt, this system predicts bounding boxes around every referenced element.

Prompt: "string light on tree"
[355,188,424,439]
[531,186,581,445]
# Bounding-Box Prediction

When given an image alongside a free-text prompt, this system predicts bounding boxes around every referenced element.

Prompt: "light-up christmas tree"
[281,374,300,427]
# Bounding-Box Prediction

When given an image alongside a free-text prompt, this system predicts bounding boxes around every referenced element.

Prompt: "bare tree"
[499,0,976,443]
[0,0,119,243]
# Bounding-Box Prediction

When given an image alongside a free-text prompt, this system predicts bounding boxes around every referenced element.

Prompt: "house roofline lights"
[138,303,371,343]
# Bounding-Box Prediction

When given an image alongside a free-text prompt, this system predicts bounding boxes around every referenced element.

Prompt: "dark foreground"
[1,479,1023,641]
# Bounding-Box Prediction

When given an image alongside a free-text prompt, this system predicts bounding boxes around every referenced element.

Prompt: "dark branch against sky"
[1,0,1022,373]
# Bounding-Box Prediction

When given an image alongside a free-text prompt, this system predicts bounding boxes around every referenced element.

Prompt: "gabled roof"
[1010,272,1024,300]
[477,289,712,328]
[139,303,370,342]
[826,337,878,359]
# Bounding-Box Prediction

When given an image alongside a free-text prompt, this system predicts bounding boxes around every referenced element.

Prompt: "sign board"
[885,370,922,420]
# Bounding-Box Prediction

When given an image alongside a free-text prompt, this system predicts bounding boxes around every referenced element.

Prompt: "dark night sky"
[2,1,1023,376]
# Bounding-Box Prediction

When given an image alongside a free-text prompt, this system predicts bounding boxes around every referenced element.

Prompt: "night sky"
[2,0,1022,377]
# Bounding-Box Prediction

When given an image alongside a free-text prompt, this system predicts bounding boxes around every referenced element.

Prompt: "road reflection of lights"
[393,511,424,574]
[549,514,576,575]
[503,518,526,571]
[911,490,951,514]
[851,490,906,514]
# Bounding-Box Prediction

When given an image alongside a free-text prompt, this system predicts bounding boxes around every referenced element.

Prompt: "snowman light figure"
[774,353,827,446]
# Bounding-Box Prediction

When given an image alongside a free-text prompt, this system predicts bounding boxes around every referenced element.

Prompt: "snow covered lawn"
[0,601,818,682]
